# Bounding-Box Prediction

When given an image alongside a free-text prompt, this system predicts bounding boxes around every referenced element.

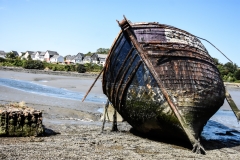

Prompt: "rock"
[0,104,44,137]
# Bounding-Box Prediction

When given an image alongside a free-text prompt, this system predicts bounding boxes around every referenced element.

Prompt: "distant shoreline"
[1,66,240,87]
[0,66,101,78]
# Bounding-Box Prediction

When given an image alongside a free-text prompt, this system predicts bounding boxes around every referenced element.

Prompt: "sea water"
[0,78,107,103]
[203,110,240,142]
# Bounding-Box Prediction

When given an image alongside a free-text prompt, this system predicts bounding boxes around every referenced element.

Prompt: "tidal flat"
[0,70,240,159]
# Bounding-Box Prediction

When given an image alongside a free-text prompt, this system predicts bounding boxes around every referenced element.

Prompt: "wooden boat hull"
[102,17,225,144]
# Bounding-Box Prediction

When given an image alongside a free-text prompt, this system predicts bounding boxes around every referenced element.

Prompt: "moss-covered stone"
[0,104,44,137]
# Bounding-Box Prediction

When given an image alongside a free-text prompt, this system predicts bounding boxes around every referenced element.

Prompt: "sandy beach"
[0,69,240,159]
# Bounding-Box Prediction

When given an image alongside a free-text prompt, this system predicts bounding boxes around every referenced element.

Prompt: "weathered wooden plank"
[225,91,240,120]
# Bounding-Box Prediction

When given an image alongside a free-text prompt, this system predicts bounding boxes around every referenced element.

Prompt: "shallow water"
[0,78,240,142]
[0,78,107,103]
[202,110,240,142]
[221,89,240,110]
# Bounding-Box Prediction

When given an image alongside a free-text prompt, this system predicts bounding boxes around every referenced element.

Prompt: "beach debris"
[0,103,44,137]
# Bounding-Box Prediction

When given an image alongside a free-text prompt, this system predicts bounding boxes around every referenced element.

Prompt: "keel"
[192,139,206,154]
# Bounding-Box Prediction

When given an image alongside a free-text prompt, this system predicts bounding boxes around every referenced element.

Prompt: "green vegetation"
[5,52,17,59]
[235,70,240,81]
[0,57,6,62]
[0,57,103,73]
[23,60,44,69]
[84,63,103,72]
[96,48,109,54]
[84,51,93,56]
[214,58,240,82]
[76,64,86,73]
[84,48,109,56]
[43,62,77,72]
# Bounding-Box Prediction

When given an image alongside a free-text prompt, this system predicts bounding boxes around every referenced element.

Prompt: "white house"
[39,52,46,61]
[82,56,92,63]
[64,55,74,64]
[33,51,45,61]
[21,51,34,60]
[98,54,108,66]
[0,50,6,58]
[71,52,85,64]
[91,53,99,64]
[64,53,85,64]
[44,50,59,62]
[19,52,24,57]
[49,55,64,63]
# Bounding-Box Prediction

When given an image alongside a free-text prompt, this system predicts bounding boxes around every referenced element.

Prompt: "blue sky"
[0,0,239,65]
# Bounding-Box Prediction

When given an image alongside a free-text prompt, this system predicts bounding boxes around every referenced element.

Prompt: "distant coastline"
[0,66,100,78]
[1,66,239,87]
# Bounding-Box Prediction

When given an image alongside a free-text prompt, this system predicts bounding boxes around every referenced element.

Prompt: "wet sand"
[0,70,240,159]
[0,69,104,94]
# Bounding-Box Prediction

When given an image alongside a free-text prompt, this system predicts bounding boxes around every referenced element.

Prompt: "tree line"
[84,48,110,56]
[213,58,240,83]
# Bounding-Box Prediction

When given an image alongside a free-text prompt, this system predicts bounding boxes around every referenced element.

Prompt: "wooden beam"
[225,90,240,120]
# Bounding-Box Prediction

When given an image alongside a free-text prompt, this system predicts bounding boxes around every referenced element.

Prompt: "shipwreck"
[83,16,240,154]
[103,16,225,154]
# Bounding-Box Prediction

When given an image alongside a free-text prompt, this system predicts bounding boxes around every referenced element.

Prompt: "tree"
[213,58,220,65]
[21,52,26,57]
[27,55,32,60]
[0,57,6,62]
[64,65,71,71]
[5,52,17,59]
[235,70,240,80]
[85,52,92,56]
[96,48,109,54]
[76,64,86,73]
[217,64,227,79]
[224,62,237,74]
[23,60,44,70]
